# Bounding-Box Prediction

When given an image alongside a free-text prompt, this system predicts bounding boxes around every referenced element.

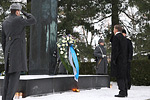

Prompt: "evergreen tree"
[1,0,150,62]
[58,0,113,61]
[0,0,11,64]
[128,0,150,59]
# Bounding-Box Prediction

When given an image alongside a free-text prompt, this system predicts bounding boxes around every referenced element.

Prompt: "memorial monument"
[0,0,110,97]
[29,0,58,75]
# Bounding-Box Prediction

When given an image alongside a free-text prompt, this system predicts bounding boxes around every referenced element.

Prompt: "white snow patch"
[0,82,149,100]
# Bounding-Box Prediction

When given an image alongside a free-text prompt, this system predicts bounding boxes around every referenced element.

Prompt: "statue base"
[0,75,110,97]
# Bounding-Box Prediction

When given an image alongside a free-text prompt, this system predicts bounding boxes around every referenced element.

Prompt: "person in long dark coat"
[1,3,36,100]
[94,39,108,75]
[110,25,128,97]
[122,29,133,89]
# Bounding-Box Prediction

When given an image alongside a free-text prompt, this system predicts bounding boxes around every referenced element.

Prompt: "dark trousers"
[2,72,20,100]
[117,78,128,96]
[127,63,131,89]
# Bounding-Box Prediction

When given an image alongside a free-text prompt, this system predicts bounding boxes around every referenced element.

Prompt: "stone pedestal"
[0,75,110,97]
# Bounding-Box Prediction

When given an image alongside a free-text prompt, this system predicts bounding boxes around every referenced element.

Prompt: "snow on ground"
[1,82,149,100]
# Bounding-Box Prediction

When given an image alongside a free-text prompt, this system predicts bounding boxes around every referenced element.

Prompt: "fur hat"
[98,39,104,44]
[10,3,22,10]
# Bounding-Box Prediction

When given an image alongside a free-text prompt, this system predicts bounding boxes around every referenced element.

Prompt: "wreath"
[57,34,80,81]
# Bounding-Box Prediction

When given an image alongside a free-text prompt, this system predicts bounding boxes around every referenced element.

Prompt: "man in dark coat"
[110,25,128,97]
[122,29,133,89]
[94,39,108,75]
[1,3,36,100]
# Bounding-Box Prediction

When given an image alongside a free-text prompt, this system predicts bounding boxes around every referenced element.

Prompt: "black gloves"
[113,60,116,65]
[21,10,30,18]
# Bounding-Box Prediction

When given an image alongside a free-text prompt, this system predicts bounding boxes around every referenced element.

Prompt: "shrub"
[80,62,96,74]
[131,59,150,86]
[80,59,150,86]
[0,64,4,73]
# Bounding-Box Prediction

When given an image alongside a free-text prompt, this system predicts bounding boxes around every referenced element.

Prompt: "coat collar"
[9,13,17,17]
[115,32,121,35]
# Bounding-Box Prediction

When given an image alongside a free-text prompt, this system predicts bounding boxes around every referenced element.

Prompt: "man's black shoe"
[114,94,127,97]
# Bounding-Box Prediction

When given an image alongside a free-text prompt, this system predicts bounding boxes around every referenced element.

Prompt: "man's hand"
[21,10,29,17]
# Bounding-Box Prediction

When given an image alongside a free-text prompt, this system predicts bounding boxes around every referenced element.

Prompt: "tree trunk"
[27,0,31,69]
[111,0,119,33]
[66,0,72,35]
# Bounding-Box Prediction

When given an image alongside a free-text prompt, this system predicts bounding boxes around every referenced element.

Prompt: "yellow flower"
[60,51,64,54]
[57,44,61,48]
[74,45,77,48]
[63,48,65,51]
[64,55,67,58]
[62,40,66,43]
[67,36,69,41]
[66,43,68,46]
[69,41,73,44]
[62,44,65,46]
[69,37,72,40]
[62,37,66,39]
[70,38,73,41]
